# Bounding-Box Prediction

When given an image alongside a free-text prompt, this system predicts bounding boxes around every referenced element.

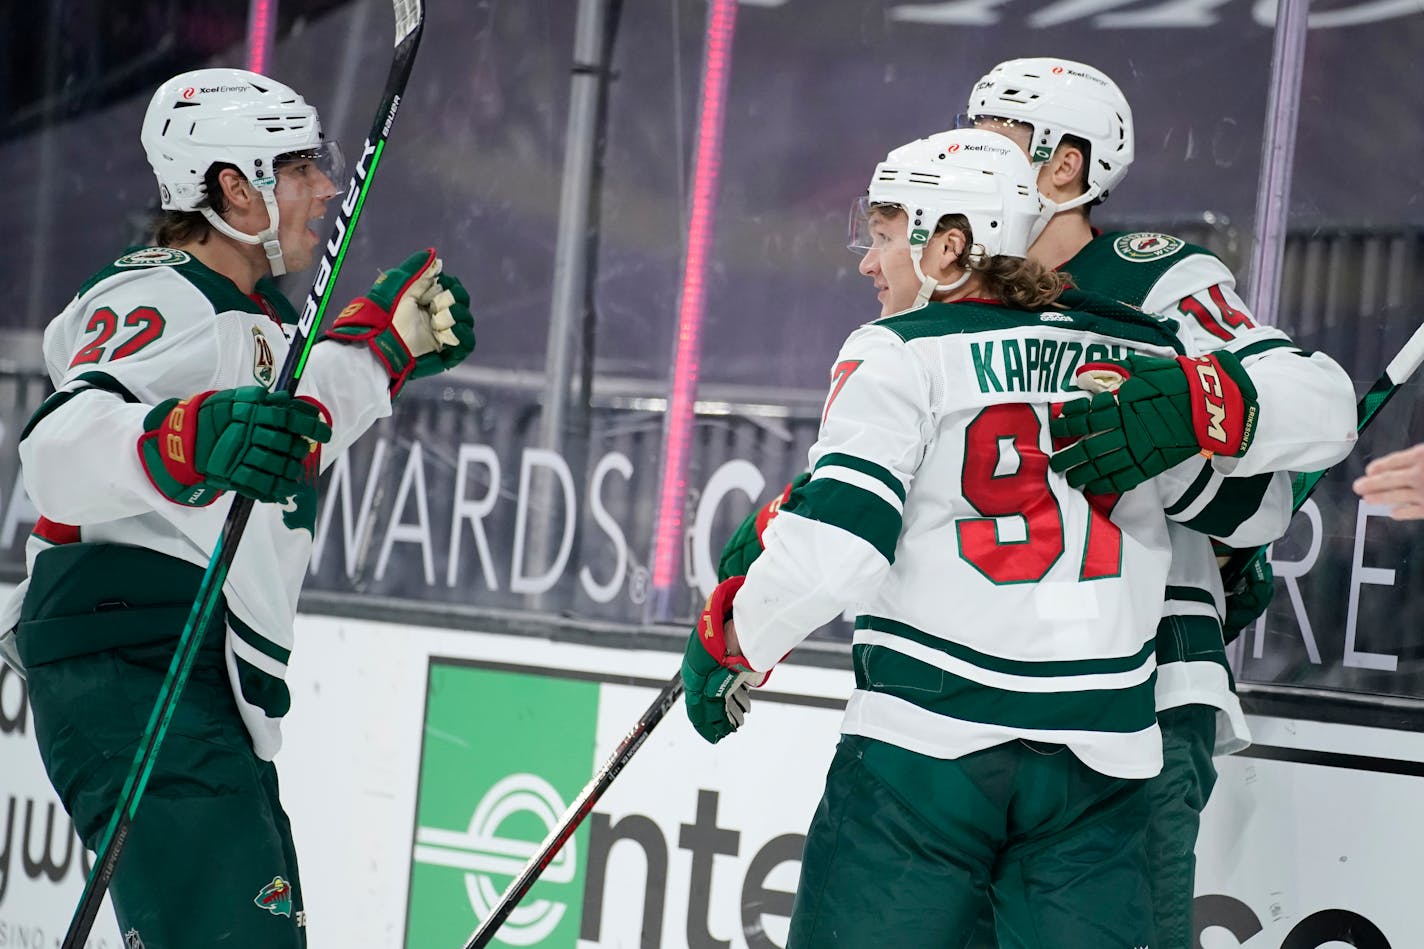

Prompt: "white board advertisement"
[3,610,1422,948]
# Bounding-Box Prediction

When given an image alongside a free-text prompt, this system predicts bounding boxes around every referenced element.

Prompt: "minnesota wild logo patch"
[1113,232,1185,262]
[254,876,294,917]
[114,247,192,268]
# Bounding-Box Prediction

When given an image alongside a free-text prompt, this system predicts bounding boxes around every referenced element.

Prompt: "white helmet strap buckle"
[1029,187,1101,244]
[910,244,972,307]
[197,190,288,277]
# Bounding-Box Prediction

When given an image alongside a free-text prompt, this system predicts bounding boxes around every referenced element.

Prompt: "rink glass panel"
[1230,17,1424,701]
[0,1,1422,700]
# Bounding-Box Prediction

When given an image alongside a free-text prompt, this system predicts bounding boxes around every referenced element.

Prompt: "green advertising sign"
[407,661,600,947]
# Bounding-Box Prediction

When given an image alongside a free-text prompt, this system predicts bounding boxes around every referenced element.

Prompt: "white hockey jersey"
[1064,232,1358,753]
[734,297,1290,780]
[6,247,392,759]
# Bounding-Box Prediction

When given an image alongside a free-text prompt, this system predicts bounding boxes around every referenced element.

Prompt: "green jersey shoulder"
[876,297,1180,352]
[1065,231,1224,309]
[76,246,297,323]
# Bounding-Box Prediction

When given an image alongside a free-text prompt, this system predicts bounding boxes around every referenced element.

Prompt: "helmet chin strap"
[1029,185,1103,246]
[199,189,288,277]
[911,244,972,307]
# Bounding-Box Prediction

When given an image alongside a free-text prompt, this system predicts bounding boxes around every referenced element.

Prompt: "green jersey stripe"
[1164,462,1215,517]
[229,611,292,667]
[1177,471,1274,537]
[1231,338,1298,361]
[1165,585,1217,607]
[782,478,902,563]
[815,451,907,503]
[21,371,141,441]
[1154,613,1229,669]
[233,653,293,718]
[853,642,1158,734]
[855,615,1155,678]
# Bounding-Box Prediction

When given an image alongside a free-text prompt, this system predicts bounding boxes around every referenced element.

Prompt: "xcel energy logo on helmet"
[1050,64,1107,85]
[181,87,196,99]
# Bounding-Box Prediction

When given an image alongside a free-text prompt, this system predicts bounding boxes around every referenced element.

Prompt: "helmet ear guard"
[141,68,340,275]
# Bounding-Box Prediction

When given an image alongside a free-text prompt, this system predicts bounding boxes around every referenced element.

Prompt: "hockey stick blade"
[1221,316,1424,600]
[60,4,424,946]
[462,674,686,949]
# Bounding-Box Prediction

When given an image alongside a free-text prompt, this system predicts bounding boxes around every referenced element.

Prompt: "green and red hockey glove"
[1049,351,1259,494]
[138,387,331,506]
[681,576,772,744]
[1221,551,1275,645]
[325,249,476,397]
[716,472,811,581]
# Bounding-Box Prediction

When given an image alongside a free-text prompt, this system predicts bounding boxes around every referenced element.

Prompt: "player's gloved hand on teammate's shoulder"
[681,576,772,744]
[717,472,811,581]
[324,248,476,397]
[1220,550,1274,644]
[1048,350,1259,495]
[138,386,331,507]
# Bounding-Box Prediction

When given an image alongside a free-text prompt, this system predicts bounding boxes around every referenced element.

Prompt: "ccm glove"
[1049,351,1259,494]
[681,576,771,744]
[138,387,331,506]
[325,249,476,397]
[716,472,811,581]
[1221,552,1275,645]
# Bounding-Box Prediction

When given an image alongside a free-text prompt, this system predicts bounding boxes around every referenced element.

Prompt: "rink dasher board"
[2,593,1421,948]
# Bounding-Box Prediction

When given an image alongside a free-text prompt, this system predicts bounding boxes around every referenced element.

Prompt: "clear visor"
[847,195,874,256]
[847,195,905,257]
[272,141,345,200]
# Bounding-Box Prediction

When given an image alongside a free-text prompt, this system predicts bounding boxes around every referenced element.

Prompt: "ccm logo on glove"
[1184,354,1257,456]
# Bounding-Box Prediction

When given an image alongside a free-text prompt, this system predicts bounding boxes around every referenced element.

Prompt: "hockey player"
[682,129,1291,948]
[0,69,475,947]
[960,58,1358,949]
[1354,443,1424,519]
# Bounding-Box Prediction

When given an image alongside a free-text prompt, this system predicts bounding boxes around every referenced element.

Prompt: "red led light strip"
[246,0,277,74]
[650,0,740,595]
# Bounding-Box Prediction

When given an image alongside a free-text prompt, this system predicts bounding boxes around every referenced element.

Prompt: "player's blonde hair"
[935,213,1069,310]
[869,204,1068,310]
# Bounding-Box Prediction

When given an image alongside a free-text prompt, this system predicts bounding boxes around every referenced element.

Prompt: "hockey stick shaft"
[1221,318,1424,591]
[463,674,685,949]
[60,4,424,945]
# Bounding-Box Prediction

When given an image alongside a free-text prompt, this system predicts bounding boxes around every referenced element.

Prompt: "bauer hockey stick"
[1221,317,1424,594]
[462,674,685,949]
[60,3,425,945]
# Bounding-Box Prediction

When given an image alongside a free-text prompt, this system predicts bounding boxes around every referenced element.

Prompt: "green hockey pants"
[788,734,1153,949]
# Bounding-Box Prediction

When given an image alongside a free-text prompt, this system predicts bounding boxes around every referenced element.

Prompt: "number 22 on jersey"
[69,305,166,367]
[958,403,1122,584]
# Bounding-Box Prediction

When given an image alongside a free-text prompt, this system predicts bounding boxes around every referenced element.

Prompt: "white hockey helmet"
[962,58,1133,232]
[850,128,1042,306]
[141,68,342,275]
